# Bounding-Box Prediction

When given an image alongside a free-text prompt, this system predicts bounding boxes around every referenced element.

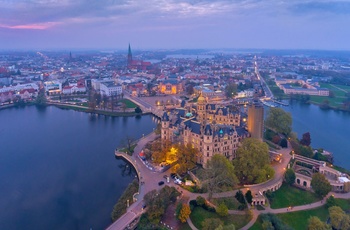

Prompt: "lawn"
[269,183,321,209]
[250,199,350,230]
[309,83,350,107]
[212,197,242,210]
[119,99,138,108]
[190,206,251,229]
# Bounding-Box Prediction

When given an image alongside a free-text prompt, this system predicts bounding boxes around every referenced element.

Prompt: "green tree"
[216,203,228,217]
[35,88,47,105]
[202,218,224,230]
[225,83,238,98]
[329,206,350,230]
[233,138,274,184]
[178,203,191,223]
[285,169,296,185]
[205,154,238,199]
[300,132,311,146]
[307,216,331,230]
[245,190,253,204]
[135,106,142,114]
[262,221,274,230]
[265,107,292,135]
[175,143,198,175]
[326,195,336,208]
[311,173,332,197]
[196,196,206,206]
[215,224,235,230]
[235,190,246,204]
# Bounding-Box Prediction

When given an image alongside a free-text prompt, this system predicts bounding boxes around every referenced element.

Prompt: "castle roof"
[162,112,169,121]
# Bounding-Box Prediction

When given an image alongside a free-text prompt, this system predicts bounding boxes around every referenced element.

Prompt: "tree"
[196,196,206,206]
[320,99,330,109]
[326,195,336,208]
[205,154,238,199]
[311,173,332,197]
[135,106,142,114]
[178,203,191,223]
[35,88,47,105]
[265,107,292,135]
[245,190,253,204]
[285,169,296,185]
[121,102,127,112]
[175,143,198,175]
[280,138,288,148]
[272,135,281,144]
[262,220,274,230]
[300,132,311,146]
[225,83,238,98]
[216,203,228,217]
[233,138,274,184]
[329,206,350,230]
[215,224,235,230]
[235,190,246,204]
[202,218,224,230]
[307,216,330,230]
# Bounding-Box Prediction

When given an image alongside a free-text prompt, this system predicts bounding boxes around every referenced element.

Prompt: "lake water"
[0,106,157,230]
[267,101,350,169]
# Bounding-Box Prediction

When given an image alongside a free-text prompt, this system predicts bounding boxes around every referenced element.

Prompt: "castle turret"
[197,94,206,122]
[161,111,170,141]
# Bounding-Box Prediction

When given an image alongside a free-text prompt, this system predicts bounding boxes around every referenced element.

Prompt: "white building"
[44,81,62,95]
[100,82,122,96]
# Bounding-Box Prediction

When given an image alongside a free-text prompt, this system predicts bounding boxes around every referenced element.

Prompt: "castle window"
[207,146,209,150]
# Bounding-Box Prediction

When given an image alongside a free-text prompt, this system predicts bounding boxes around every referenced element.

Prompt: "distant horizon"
[1,47,350,53]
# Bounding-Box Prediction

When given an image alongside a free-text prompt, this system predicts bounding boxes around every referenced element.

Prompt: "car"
[158,181,165,186]
[170,173,176,179]
[174,179,182,185]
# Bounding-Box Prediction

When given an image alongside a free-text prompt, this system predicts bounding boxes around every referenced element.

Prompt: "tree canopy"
[205,154,238,199]
[307,216,331,230]
[233,138,274,184]
[265,107,292,135]
[177,203,191,223]
[285,169,296,185]
[300,132,311,146]
[311,173,332,198]
[329,206,350,230]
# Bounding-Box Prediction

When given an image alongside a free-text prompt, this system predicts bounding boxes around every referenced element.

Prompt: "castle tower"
[247,101,264,141]
[197,94,207,123]
[127,43,132,66]
[161,112,170,141]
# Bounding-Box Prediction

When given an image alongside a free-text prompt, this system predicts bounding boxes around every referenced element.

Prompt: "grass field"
[212,197,243,210]
[250,199,350,229]
[119,99,138,108]
[309,83,350,107]
[269,184,321,209]
[190,206,251,229]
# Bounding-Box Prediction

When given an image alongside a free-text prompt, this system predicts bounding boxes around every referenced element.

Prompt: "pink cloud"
[0,22,59,30]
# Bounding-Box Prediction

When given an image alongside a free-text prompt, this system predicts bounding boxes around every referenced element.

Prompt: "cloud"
[290,1,350,15]
[0,22,60,30]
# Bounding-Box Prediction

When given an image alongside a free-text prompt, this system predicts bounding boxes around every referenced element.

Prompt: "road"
[255,61,274,100]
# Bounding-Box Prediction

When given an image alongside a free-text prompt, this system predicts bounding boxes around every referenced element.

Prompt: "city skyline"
[1,0,350,50]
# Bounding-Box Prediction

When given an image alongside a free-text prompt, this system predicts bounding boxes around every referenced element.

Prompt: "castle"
[161,95,252,167]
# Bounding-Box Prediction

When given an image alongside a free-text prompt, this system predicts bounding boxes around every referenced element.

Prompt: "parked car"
[158,181,165,186]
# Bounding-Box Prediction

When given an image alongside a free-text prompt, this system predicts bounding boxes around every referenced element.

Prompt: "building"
[247,101,264,141]
[158,79,183,94]
[127,44,152,71]
[161,95,249,167]
[100,82,122,96]
[44,81,62,95]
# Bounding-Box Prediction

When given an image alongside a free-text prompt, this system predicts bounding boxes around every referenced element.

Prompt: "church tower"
[127,43,132,66]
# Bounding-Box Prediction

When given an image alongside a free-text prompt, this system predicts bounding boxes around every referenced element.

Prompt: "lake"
[0,105,157,230]
[269,102,350,169]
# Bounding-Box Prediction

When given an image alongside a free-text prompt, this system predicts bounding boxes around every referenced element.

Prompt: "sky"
[0,0,350,50]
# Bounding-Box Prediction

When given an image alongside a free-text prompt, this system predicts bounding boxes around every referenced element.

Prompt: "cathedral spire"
[127,43,132,66]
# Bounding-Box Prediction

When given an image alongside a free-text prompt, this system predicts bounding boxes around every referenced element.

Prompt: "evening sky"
[0,0,349,50]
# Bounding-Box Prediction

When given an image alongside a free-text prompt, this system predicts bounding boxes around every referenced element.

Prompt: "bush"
[238,204,247,210]
[280,138,288,148]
